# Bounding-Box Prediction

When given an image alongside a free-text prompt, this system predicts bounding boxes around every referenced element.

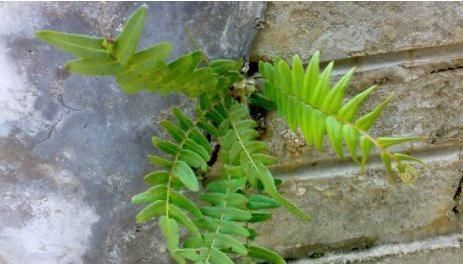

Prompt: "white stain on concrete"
[0,3,46,137]
[0,193,99,264]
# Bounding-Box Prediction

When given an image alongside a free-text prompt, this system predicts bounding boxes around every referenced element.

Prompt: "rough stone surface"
[250,2,463,261]
[252,2,463,62]
[256,150,463,258]
[0,2,264,264]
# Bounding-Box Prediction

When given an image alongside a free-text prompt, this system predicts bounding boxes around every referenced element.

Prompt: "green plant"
[36,6,423,264]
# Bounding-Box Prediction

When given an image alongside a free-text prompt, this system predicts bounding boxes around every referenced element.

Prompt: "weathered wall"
[2,2,463,264]
[251,2,463,263]
[0,2,264,264]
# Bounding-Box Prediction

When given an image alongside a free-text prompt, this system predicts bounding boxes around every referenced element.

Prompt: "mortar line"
[272,143,463,180]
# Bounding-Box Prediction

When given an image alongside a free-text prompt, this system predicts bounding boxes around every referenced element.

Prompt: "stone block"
[252,2,463,62]
[255,148,463,258]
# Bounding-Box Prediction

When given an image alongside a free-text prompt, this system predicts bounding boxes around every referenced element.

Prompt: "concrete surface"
[0,2,264,264]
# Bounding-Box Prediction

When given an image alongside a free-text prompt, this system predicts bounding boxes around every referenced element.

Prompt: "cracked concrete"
[0,2,265,264]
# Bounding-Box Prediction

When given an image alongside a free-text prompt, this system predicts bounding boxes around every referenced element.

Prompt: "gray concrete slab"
[0,2,264,263]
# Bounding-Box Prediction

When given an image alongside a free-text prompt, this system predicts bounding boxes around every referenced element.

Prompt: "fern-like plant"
[36,6,424,264]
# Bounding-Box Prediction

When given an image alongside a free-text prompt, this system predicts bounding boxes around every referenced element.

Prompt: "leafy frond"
[198,100,310,221]
[36,6,238,97]
[222,103,310,221]
[259,52,423,182]
[131,107,214,261]
[177,145,286,264]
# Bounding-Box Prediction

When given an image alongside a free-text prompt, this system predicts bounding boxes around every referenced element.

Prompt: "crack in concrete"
[36,110,70,145]
[451,172,463,214]
[429,65,463,75]
[57,94,82,112]
[451,143,463,214]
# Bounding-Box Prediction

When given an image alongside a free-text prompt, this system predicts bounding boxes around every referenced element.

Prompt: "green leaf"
[310,62,333,107]
[322,67,355,113]
[174,248,203,262]
[64,58,123,75]
[377,136,422,148]
[229,141,243,163]
[174,160,199,192]
[115,6,147,65]
[207,109,227,124]
[325,117,344,158]
[277,60,293,96]
[161,120,185,142]
[292,55,305,98]
[115,63,166,94]
[303,51,320,102]
[256,164,311,221]
[380,152,394,182]
[190,128,211,153]
[206,178,247,194]
[179,149,207,171]
[201,207,252,221]
[198,119,220,138]
[259,61,274,81]
[152,137,180,155]
[164,51,202,83]
[172,107,194,130]
[313,109,327,151]
[247,194,280,210]
[229,105,249,122]
[220,221,250,237]
[360,136,373,172]
[148,155,173,168]
[210,59,241,74]
[183,236,206,249]
[249,93,277,111]
[355,94,393,131]
[36,30,109,58]
[211,233,247,255]
[393,153,424,164]
[136,200,165,223]
[196,218,250,237]
[244,141,267,154]
[159,216,179,251]
[248,245,286,264]
[169,204,201,236]
[170,191,202,218]
[128,42,172,68]
[200,192,247,207]
[343,125,359,163]
[252,153,278,166]
[249,212,272,223]
[235,119,258,130]
[338,85,377,121]
[209,248,234,264]
[184,139,210,162]
[143,171,169,186]
[131,185,167,204]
